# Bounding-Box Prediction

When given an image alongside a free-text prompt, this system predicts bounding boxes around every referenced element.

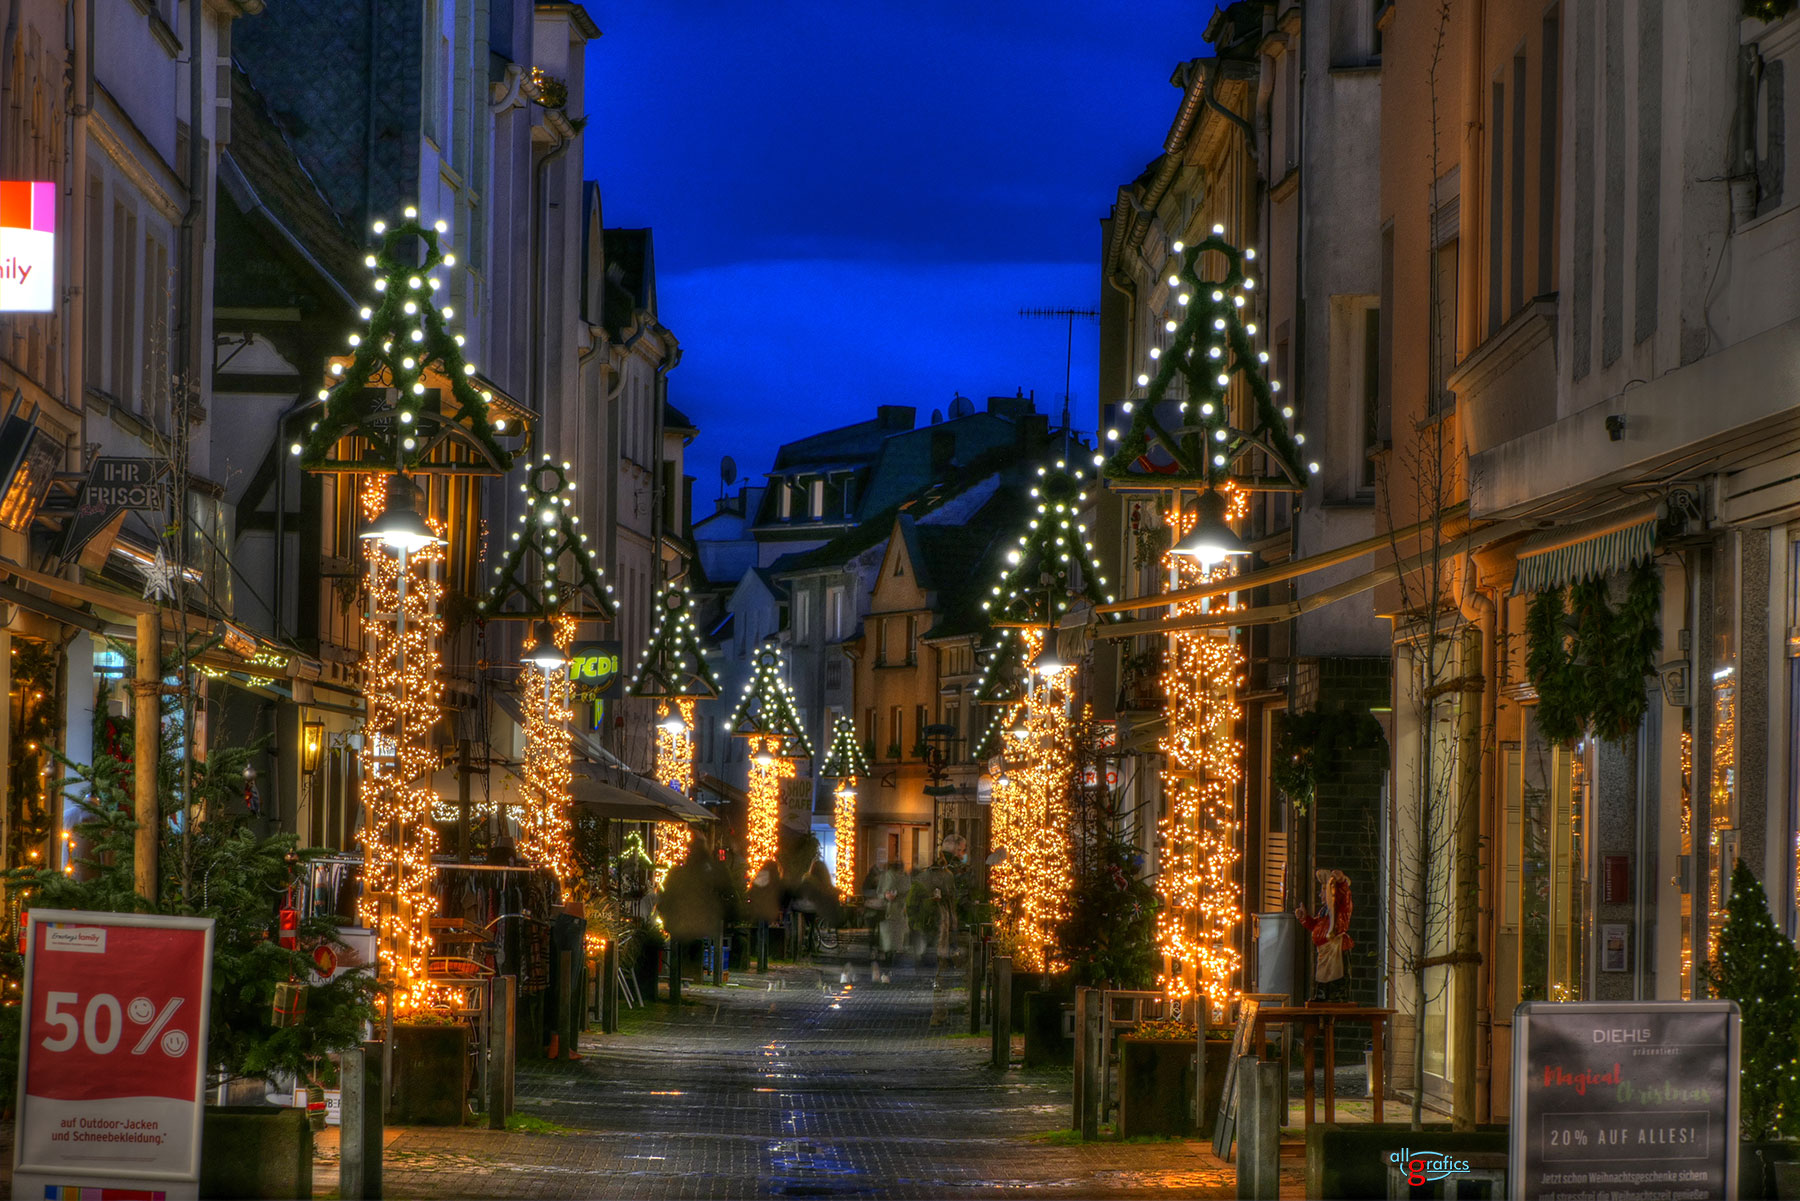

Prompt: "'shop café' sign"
[0,181,55,313]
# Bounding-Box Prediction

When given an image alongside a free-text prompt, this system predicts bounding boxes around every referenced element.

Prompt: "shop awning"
[1510,504,1660,595]
[571,765,713,823]
[491,690,715,822]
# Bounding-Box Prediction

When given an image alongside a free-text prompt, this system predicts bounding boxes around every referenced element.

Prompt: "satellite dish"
[948,395,975,419]
[720,456,737,487]
[930,409,943,425]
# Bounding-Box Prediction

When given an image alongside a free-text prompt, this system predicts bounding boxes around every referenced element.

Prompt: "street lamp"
[524,619,568,671]
[1031,639,1065,677]
[301,719,326,775]
[359,474,444,555]
[658,710,688,736]
[1169,487,1247,568]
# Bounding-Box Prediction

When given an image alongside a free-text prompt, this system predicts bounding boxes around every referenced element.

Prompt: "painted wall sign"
[1510,1000,1738,1201]
[12,910,215,1201]
[0,181,55,313]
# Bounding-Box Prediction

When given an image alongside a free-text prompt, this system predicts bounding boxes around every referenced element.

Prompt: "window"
[1429,238,1459,414]
[809,479,823,519]
[83,180,102,387]
[1540,7,1561,296]
[944,704,960,761]
[794,589,811,642]
[1488,75,1504,339]
[1360,303,1380,488]
[1377,222,1394,441]
[888,706,903,755]
[779,482,791,520]
[1510,52,1527,318]
[111,201,137,401]
[826,585,846,639]
[906,615,918,663]
[914,705,927,749]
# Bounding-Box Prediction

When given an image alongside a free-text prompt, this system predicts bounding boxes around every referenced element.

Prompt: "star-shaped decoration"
[141,546,177,603]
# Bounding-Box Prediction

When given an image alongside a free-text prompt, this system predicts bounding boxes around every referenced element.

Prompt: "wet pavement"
[323,952,1306,1199]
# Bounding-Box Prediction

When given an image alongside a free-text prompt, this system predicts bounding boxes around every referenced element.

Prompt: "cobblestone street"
[320,957,1301,1199]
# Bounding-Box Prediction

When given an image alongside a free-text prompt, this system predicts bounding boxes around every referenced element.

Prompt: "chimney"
[931,429,955,474]
[876,405,916,430]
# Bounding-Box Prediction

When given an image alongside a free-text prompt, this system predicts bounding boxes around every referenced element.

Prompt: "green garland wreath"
[1524,559,1660,745]
[1270,708,1389,815]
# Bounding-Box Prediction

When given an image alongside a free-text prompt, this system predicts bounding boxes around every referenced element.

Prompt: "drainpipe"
[179,0,206,404]
[1454,573,1494,1132]
[67,0,92,434]
[529,120,573,432]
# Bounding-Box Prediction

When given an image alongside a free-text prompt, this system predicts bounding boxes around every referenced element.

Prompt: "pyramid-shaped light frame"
[726,644,813,758]
[626,579,721,699]
[973,458,1119,704]
[478,454,615,621]
[297,208,518,475]
[819,714,871,780]
[1098,226,1312,490]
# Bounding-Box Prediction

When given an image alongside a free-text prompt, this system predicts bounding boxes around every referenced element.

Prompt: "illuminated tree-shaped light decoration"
[480,455,615,622]
[1098,226,1310,489]
[356,475,446,1011]
[727,645,813,885]
[627,580,721,886]
[517,617,578,889]
[972,460,1118,705]
[819,715,872,900]
[298,208,518,475]
[986,629,1078,972]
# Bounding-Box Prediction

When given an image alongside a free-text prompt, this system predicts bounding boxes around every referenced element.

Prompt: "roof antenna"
[1018,307,1098,460]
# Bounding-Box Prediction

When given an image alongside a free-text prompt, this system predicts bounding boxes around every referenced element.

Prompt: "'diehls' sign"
[1511,1000,1739,1200]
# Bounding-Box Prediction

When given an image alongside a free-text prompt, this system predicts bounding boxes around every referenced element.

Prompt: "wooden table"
[1250,1004,1394,1126]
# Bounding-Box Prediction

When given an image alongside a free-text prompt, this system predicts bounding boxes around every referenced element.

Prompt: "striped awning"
[1511,504,1661,595]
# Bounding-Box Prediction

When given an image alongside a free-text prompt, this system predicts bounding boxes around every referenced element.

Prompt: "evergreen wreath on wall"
[1524,558,1661,745]
[1269,708,1388,816]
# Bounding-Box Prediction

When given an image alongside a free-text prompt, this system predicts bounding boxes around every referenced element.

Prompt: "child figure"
[1295,868,1353,1002]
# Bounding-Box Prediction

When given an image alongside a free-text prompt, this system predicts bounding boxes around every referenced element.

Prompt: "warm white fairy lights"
[356,475,445,1013]
[1153,492,1247,1018]
[820,715,872,900]
[986,630,1078,973]
[651,697,697,887]
[518,616,578,890]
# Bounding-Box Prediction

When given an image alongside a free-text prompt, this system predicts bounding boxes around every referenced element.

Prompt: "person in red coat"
[1295,868,1353,1002]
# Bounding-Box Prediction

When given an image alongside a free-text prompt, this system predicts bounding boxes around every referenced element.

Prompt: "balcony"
[1448,296,1558,458]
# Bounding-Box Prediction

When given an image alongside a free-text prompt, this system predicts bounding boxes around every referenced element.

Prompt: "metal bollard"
[965,933,982,1034]
[991,955,1013,1069]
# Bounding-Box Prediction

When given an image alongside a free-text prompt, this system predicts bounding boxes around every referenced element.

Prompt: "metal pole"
[992,955,1013,1069]
[713,922,726,986]
[667,936,681,1007]
[133,612,159,901]
[966,933,982,1034]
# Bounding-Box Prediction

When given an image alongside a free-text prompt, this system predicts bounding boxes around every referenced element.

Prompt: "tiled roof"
[222,66,366,298]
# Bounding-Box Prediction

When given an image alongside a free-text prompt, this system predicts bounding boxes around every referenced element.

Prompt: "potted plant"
[1705,861,1800,1199]
[885,742,903,762]
[1117,1018,1233,1137]
[0,682,378,1197]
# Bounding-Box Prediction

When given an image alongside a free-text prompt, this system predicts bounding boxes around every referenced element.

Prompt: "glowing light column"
[819,715,872,899]
[726,645,812,886]
[627,581,721,887]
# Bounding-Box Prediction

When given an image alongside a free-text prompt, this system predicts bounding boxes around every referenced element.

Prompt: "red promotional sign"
[12,910,214,1201]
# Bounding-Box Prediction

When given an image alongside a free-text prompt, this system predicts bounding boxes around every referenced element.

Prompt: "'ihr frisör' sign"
[1511,1000,1739,1201]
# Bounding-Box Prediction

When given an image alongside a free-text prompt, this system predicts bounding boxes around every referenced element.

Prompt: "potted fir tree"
[1705,860,1800,1199]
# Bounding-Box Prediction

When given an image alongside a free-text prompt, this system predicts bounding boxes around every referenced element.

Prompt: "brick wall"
[1310,657,1390,1056]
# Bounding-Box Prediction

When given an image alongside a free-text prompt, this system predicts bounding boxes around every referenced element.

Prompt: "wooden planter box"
[390,1023,469,1126]
[201,1106,312,1200]
[1117,1036,1232,1139]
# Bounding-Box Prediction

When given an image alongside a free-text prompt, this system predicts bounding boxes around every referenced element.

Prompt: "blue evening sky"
[582,2,1202,497]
